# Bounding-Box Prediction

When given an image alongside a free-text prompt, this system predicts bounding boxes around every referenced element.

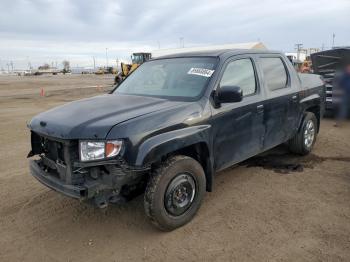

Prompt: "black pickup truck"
[28,49,325,230]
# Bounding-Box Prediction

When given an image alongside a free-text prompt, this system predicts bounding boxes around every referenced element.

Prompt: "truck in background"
[311,47,350,114]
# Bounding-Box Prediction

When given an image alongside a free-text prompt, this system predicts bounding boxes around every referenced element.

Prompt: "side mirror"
[217,86,243,103]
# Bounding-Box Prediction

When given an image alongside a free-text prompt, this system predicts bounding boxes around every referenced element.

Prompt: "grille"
[31,132,67,163]
[42,138,65,163]
[31,132,81,183]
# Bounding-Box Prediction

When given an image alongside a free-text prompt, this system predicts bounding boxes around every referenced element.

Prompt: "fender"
[135,125,211,167]
[300,93,320,105]
[297,93,321,132]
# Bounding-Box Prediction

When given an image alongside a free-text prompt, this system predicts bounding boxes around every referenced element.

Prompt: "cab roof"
[153,49,282,60]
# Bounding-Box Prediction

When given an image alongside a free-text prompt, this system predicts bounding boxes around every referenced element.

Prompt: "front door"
[211,56,265,171]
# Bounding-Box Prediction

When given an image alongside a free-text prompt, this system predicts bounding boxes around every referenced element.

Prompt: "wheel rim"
[164,173,196,216]
[304,120,315,149]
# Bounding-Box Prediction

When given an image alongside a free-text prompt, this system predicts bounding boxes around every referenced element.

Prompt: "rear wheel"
[288,112,318,155]
[144,155,206,231]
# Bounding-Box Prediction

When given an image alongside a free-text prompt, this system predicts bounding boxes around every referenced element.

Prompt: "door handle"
[257,105,264,114]
[292,95,298,102]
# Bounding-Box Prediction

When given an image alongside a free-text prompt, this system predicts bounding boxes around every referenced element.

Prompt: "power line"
[105,48,109,68]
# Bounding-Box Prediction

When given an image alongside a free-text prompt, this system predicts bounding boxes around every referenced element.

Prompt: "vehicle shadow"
[17,145,321,234]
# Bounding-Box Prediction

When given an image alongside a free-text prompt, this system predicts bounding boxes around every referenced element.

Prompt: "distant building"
[35,67,61,75]
[0,69,28,76]
[285,52,307,63]
[70,67,96,74]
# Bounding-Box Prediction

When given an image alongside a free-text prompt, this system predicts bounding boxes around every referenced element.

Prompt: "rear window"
[260,57,288,91]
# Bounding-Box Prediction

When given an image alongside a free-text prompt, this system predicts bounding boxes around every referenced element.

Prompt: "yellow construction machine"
[114,52,152,85]
[299,58,312,73]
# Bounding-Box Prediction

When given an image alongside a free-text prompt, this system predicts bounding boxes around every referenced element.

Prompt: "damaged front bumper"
[29,156,149,208]
[30,159,87,198]
[28,131,149,207]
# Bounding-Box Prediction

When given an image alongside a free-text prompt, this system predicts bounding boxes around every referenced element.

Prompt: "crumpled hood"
[29,94,185,139]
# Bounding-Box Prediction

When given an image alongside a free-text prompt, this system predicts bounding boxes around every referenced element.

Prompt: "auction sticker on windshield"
[188,68,215,77]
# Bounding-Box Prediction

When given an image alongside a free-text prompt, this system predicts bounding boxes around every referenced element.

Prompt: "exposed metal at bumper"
[29,160,86,199]
[30,158,147,204]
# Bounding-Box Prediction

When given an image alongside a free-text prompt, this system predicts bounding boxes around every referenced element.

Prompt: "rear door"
[256,56,299,150]
[211,55,265,170]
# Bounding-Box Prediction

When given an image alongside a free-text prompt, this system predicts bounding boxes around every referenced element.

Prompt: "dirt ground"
[0,75,349,262]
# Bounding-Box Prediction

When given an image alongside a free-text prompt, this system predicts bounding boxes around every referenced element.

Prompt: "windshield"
[114,57,218,100]
[131,54,144,64]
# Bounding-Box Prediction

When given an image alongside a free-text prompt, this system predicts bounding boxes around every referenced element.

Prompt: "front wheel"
[288,112,318,155]
[144,155,206,231]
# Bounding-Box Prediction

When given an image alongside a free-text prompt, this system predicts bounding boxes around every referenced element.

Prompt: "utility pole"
[295,43,303,61]
[93,56,96,69]
[105,48,109,68]
[332,33,335,48]
[27,57,33,70]
[179,37,184,48]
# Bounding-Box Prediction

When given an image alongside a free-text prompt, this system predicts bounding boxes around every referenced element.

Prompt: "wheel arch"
[306,105,321,132]
[301,105,321,133]
[298,97,321,134]
[135,125,214,192]
[169,142,213,192]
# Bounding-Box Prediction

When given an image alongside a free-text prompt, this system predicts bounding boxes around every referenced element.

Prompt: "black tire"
[288,112,318,155]
[114,75,123,86]
[144,155,206,231]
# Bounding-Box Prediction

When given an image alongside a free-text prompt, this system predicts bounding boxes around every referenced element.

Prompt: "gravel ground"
[0,75,349,262]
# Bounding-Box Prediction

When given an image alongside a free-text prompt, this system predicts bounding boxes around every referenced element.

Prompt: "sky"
[0,0,349,70]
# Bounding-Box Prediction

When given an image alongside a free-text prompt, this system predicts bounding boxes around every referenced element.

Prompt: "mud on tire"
[144,155,206,231]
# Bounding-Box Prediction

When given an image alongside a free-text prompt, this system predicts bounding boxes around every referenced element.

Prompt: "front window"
[220,58,257,96]
[114,57,218,100]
